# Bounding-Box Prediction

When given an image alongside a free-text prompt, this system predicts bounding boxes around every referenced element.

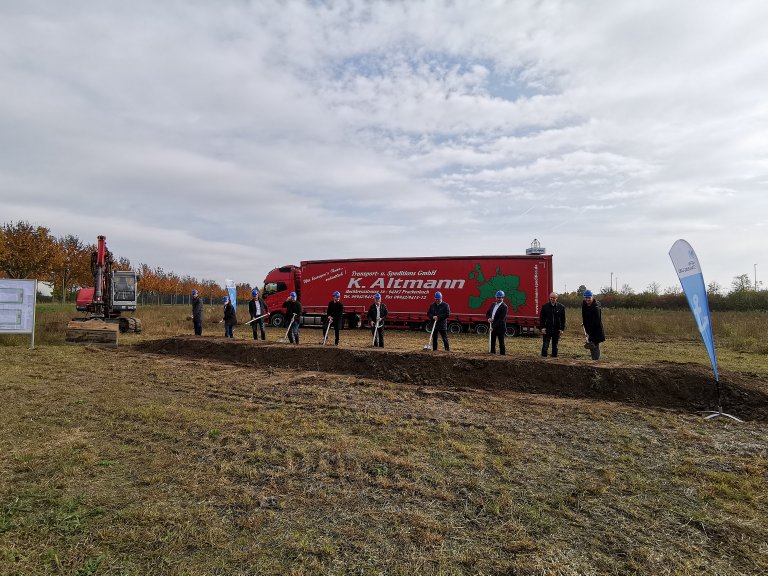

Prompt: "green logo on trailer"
[467,264,526,311]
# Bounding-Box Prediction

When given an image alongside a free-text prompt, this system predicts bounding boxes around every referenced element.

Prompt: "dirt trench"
[134,337,768,421]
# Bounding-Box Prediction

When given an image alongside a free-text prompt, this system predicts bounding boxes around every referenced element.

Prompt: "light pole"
[610,272,613,292]
[755,264,758,291]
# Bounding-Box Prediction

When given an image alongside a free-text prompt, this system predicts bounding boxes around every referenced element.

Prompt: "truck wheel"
[448,322,463,334]
[424,320,434,333]
[346,314,360,329]
[505,324,519,337]
[270,313,285,328]
[475,324,488,335]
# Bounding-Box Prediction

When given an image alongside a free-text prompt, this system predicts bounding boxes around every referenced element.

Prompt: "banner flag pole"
[669,239,742,422]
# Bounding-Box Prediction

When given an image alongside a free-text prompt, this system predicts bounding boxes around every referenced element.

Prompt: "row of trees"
[559,279,768,311]
[2,220,765,309]
[0,221,251,304]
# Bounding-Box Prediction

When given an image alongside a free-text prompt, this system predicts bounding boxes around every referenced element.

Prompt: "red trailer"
[262,255,553,336]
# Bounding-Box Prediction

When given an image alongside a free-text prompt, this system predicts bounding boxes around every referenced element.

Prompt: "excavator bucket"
[65,319,119,347]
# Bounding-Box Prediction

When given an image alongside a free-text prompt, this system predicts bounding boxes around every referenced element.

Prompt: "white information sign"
[0,279,38,346]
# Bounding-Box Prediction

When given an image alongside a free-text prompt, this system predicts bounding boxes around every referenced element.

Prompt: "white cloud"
[1,0,767,294]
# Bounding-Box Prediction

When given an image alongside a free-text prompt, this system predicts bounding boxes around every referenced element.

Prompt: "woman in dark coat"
[581,290,605,360]
[223,296,237,338]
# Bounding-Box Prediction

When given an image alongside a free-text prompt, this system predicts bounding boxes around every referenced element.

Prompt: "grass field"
[1,305,767,575]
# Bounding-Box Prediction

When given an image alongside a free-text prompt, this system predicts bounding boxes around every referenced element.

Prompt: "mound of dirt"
[134,337,768,421]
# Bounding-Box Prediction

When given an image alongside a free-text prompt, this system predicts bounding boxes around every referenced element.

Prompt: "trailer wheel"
[448,322,463,334]
[506,324,519,337]
[475,323,488,335]
[270,312,285,327]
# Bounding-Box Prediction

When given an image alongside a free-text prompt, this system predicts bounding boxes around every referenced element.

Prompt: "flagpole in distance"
[668,239,742,423]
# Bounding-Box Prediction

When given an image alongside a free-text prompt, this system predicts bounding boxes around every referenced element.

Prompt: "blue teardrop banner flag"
[668,239,718,381]
[225,278,237,312]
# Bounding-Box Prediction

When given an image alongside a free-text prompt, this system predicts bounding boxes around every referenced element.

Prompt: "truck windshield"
[263,282,287,296]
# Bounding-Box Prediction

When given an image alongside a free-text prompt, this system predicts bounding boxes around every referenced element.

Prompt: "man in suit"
[367,293,388,348]
[540,291,566,357]
[486,290,508,355]
[325,291,344,345]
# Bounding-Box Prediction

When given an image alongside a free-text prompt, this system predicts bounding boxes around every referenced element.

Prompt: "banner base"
[699,410,744,423]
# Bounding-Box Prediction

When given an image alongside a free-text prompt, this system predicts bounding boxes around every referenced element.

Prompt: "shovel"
[488,320,493,353]
[322,317,333,345]
[279,313,297,343]
[245,313,269,325]
[423,319,437,350]
[582,325,596,350]
[371,318,382,347]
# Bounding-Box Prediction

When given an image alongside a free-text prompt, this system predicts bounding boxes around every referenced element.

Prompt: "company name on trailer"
[347,277,466,290]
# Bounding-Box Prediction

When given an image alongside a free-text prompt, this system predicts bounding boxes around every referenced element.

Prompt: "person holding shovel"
[283,291,302,344]
[539,291,566,357]
[581,290,605,360]
[191,289,203,336]
[486,290,507,355]
[248,289,269,341]
[427,291,450,351]
[223,295,236,338]
[367,293,388,348]
[325,291,344,345]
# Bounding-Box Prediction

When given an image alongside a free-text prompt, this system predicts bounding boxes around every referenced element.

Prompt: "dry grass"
[1,305,767,574]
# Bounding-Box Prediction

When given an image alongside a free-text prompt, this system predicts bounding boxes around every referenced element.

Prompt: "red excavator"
[65,235,142,345]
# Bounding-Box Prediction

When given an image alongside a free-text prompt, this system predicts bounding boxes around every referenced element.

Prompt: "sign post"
[0,279,38,349]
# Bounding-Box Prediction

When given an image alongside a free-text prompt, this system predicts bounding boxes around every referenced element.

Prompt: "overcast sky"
[2,1,766,294]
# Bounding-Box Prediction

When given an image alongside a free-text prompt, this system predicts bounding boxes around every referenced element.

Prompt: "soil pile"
[135,337,768,420]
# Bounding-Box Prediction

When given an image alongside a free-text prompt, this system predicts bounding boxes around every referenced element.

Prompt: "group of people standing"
[189,287,605,359]
[537,289,606,360]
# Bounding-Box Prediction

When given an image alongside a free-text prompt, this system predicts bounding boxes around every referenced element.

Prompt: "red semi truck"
[262,255,553,336]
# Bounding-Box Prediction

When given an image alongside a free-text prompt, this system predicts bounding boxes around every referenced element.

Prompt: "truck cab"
[262,265,299,327]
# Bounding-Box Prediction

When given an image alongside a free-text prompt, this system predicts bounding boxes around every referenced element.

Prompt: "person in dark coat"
[325,291,344,345]
[539,291,566,357]
[367,293,388,347]
[191,289,203,336]
[581,290,605,360]
[283,292,302,344]
[427,291,450,351]
[486,290,508,355]
[223,296,236,338]
[248,289,269,340]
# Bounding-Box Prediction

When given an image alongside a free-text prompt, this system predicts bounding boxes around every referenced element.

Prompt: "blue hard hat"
[191,289,198,296]
[333,291,340,297]
[222,296,229,302]
[495,290,505,298]
[289,291,297,298]
[584,290,593,298]
[252,289,259,296]
[373,293,381,300]
[434,291,442,299]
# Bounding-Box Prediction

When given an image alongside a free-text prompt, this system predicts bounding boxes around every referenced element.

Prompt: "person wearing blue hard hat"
[283,291,302,344]
[427,291,451,351]
[191,289,203,336]
[248,288,269,341]
[325,291,344,345]
[581,290,605,360]
[540,292,566,358]
[222,295,237,338]
[486,290,508,354]
[367,293,388,347]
